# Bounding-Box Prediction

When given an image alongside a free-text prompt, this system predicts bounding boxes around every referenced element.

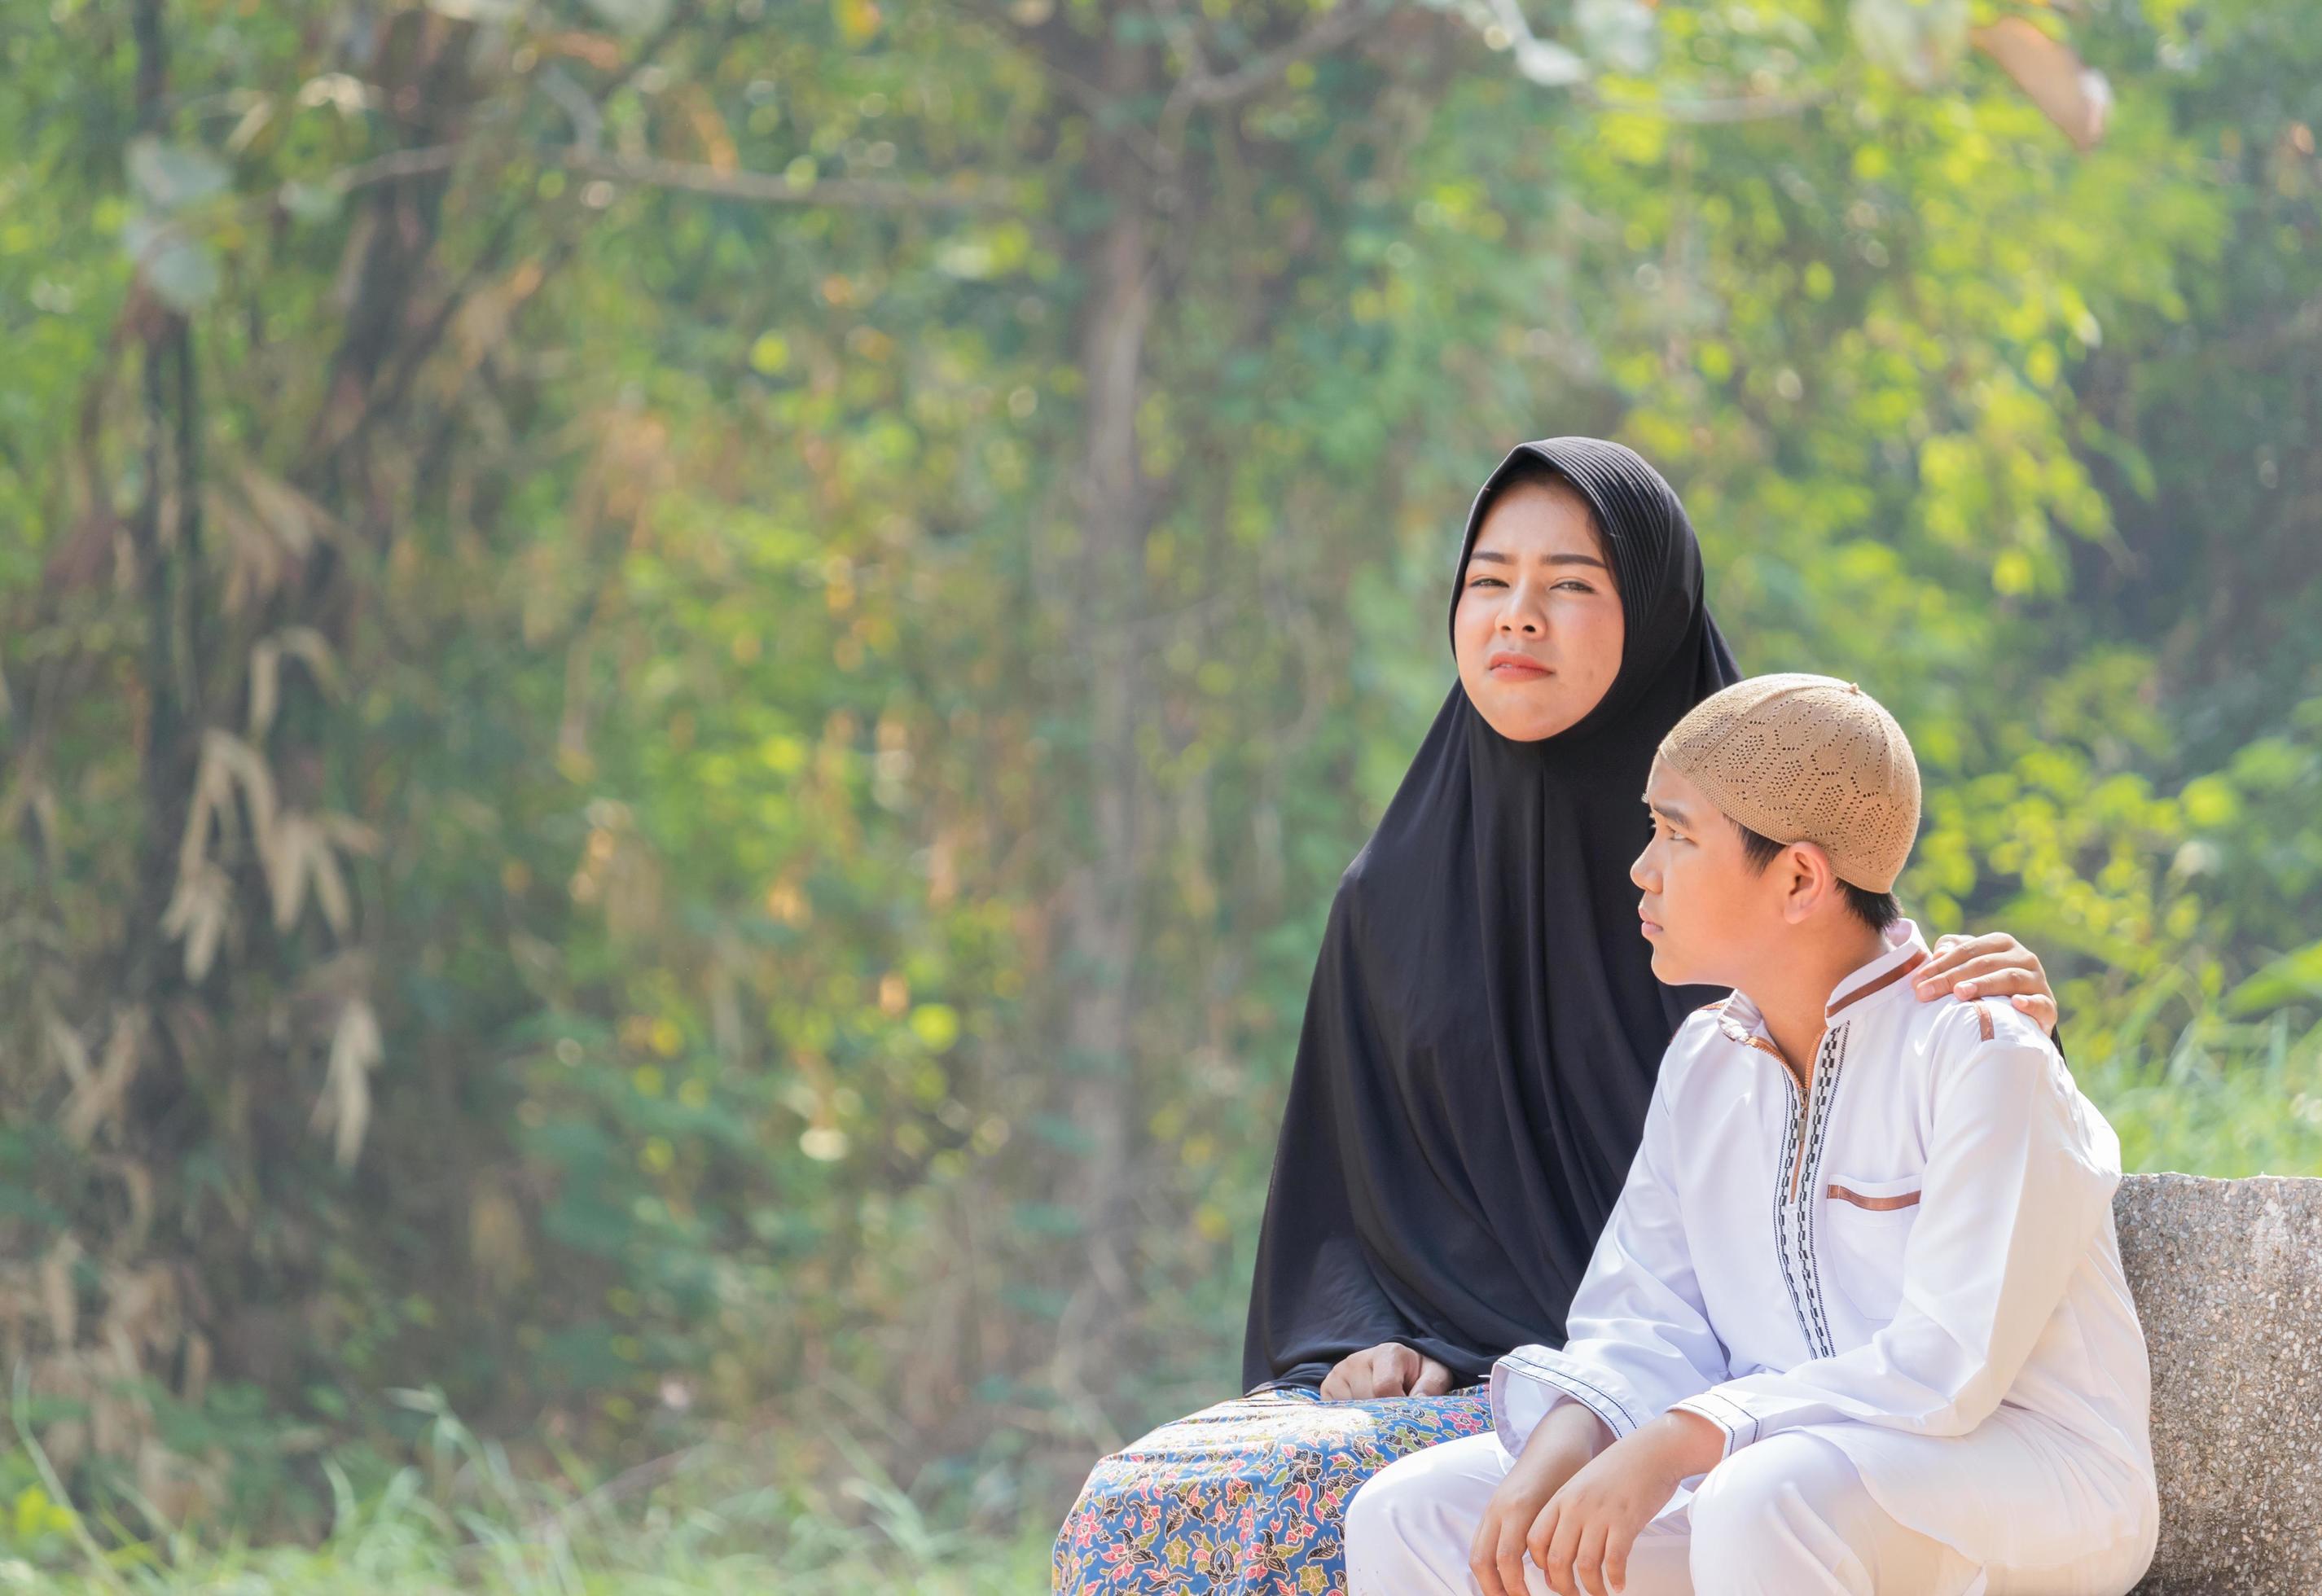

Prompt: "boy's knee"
[1345,1451,1467,1586]
[1344,1454,1422,1556]
[1687,1446,1789,1562]
[1687,1436,1846,1563]
[1688,1436,1884,1591]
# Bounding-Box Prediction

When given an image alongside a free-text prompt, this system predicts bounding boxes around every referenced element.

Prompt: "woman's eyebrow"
[1468,550,1609,570]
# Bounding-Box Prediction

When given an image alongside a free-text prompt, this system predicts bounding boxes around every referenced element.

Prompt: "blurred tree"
[0,0,2313,1546]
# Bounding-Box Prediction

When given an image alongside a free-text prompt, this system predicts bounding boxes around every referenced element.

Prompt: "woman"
[1054,439,2059,1595]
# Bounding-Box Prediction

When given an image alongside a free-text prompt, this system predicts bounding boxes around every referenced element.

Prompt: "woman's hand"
[1914,931,2059,1037]
[1319,1342,1455,1401]
[1530,1411,1722,1596]
[1470,1404,1608,1596]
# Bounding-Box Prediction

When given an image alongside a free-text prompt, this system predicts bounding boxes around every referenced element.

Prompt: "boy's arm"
[1670,1011,2118,1458]
[1494,1054,1730,1457]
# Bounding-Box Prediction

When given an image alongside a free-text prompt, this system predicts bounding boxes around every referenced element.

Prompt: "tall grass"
[10,998,2315,1593]
[5,1388,1051,1595]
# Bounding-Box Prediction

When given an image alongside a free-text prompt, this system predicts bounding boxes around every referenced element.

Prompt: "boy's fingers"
[1543,1503,1584,1596]
[1526,1501,1558,1572]
[1414,1357,1455,1396]
[1604,1523,1633,1595]
[1499,1516,1534,1596]
[1470,1511,1511,1596]
[1468,1533,1501,1596]
[1574,1520,1610,1596]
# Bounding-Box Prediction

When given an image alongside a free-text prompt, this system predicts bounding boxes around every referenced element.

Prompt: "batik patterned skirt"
[1051,1384,1493,1595]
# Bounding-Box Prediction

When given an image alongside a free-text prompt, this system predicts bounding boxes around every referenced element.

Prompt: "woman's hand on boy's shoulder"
[1914,931,2059,1037]
[1319,1342,1454,1401]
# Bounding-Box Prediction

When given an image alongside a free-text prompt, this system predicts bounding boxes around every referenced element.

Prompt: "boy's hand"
[1319,1342,1455,1401]
[1532,1410,1723,1596]
[1915,931,2058,1037]
[1469,1404,1608,1596]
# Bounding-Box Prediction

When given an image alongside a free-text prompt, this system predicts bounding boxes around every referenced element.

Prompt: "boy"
[1345,674,2157,1596]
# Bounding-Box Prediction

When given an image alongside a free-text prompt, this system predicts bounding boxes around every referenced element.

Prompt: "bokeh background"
[2,0,2319,1588]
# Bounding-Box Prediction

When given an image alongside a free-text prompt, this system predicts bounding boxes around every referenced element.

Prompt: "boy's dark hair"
[1733,820,1901,932]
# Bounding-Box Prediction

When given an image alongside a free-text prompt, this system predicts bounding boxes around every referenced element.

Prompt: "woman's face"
[1452,479,1626,742]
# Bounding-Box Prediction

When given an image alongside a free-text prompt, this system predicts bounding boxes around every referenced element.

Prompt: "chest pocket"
[1821,1173,1922,1322]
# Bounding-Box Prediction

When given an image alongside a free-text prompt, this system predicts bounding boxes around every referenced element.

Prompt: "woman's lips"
[1486,651,1551,679]
[1639,910,1662,936]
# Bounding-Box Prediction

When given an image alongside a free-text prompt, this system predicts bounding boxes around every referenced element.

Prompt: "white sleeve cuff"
[1670,1387,1759,1458]
[1490,1346,1650,1454]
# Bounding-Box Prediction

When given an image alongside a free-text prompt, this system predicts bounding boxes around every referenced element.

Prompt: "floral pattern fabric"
[1052,1385,1492,1594]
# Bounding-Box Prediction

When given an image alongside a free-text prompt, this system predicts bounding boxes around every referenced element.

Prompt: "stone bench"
[2118,1173,2322,1595]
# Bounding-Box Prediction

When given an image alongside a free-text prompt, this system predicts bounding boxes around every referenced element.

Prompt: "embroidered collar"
[1714,920,1932,1054]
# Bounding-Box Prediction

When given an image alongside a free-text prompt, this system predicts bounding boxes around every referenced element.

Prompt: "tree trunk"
[1051,22,1158,1418]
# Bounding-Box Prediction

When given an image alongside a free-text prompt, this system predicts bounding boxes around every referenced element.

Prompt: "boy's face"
[1630,757,1780,989]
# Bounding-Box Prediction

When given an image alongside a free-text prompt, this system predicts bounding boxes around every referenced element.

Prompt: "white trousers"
[1345,1429,1987,1596]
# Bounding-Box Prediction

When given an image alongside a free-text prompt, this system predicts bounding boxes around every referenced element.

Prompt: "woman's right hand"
[1319,1342,1455,1401]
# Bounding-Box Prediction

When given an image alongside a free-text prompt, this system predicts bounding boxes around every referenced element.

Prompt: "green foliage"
[1,0,2318,1572]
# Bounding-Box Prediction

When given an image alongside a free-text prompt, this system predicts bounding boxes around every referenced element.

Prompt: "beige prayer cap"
[1657,673,1921,892]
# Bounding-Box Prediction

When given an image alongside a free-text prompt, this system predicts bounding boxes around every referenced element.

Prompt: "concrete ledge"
[2118,1173,2322,1595]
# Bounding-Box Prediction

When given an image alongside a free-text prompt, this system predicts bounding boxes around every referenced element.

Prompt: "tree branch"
[1172,0,1395,108]
[323,142,1012,213]
[558,149,1014,211]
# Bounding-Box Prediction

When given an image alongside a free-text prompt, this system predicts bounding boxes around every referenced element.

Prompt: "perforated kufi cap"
[1657,673,1921,892]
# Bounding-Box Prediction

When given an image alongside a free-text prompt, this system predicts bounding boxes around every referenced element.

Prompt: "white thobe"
[1500,921,2157,1588]
[1351,921,2158,1595]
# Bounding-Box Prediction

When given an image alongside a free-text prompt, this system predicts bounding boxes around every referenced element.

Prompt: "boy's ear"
[1779,840,1841,923]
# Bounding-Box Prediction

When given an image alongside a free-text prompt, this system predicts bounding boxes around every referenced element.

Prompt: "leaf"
[424,0,529,20]
[293,73,380,116]
[40,1239,82,1347]
[61,1009,145,1147]
[122,216,221,313]
[248,638,281,738]
[144,237,222,313]
[200,729,281,848]
[1849,0,1970,90]
[45,1015,91,1087]
[266,813,315,932]
[2224,940,2322,1016]
[126,137,230,209]
[278,179,343,224]
[1575,0,1657,76]
[307,826,355,938]
[238,465,332,555]
[160,862,233,982]
[582,0,669,37]
[314,999,384,1168]
[249,627,342,736]
[275,626,343,697]
[1513,37,1589,87]
[1973,19,2110,152]
[909,1003,961,1051]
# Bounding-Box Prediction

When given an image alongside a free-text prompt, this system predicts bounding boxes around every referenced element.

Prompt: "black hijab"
[1242,438,1741,1390]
